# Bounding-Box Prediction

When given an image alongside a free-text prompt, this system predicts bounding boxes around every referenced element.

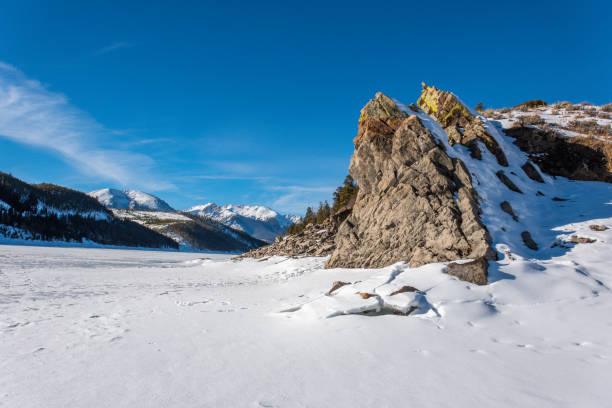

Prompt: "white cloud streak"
[0,62,173,191]
[269,185,335,214]
[93,42,132,56]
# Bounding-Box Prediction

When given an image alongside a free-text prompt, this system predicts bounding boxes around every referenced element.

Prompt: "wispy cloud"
[190,175,271,181]
[0,62,173,191]
[93,42,132,56]
[269,185,335,214]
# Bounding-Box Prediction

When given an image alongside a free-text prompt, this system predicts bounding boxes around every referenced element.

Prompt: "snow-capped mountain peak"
[89,188,173,211]
[185,203,300,242]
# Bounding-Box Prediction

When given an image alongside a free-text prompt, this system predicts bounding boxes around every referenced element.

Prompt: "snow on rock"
[89,188,173,211]
[0,199,10,210]
[186,202,300,242]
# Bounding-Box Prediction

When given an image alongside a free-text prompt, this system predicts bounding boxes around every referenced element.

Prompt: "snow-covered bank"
[1,240,611,407]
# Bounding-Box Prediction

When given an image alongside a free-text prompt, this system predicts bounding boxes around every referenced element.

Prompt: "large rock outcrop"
[417,83,508,166]
[326,93,495,269]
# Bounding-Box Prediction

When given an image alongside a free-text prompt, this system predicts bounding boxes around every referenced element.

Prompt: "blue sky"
[0,0,609,214]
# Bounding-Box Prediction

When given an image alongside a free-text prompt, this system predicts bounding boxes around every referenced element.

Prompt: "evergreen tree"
[332,175,358,211]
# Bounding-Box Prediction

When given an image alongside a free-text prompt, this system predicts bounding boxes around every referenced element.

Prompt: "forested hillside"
[0,172,177,249]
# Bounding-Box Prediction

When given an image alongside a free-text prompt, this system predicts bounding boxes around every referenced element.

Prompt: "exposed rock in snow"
[503,126,612,183]
[327,93,495,270]
[89,188,174,211]
[238,217,337,258]
[185,203,300,242]
[445,257,488,285]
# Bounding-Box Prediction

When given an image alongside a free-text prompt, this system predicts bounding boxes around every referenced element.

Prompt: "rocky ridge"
[240,84,612,285]
[326,92,495,269]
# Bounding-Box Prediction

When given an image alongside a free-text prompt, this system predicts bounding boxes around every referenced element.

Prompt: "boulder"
[326,93,495,269]
[446,257,488,285]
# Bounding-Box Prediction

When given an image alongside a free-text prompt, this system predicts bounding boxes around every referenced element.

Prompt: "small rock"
[390,286,420,295]
[500,201,519,222]
[570,236,596,244]
[521,231,538,250]
[589,224,607,231]
[496,170,523,193]
[327,281,350,295]
[446,257,488,285]
[521,161,544,183]
[552,197,569,202]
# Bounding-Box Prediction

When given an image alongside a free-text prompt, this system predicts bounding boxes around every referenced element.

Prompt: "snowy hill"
[112,209,266,252]
[89,188,173,211]
[0,172,177,249]
[185,203,300,242]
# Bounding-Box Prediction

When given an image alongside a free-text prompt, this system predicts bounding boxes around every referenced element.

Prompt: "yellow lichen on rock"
[417,83,508,166]
[359,92,407,121]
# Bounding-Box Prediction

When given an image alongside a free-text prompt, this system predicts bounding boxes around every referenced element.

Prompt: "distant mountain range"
[89,188,173,211]
[0,174,270,252]
[185,203,301,242]
[88,188,300,243]
[111,209,265,252]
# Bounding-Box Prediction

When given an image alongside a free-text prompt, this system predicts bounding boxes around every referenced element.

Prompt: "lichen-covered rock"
[359,92,408,121]
[326,94,495,269]
[238,218,337,259]
[417,83,508,166]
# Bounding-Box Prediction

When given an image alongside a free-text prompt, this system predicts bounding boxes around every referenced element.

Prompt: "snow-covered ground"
[89,188,174,211]
[1,234,612,407]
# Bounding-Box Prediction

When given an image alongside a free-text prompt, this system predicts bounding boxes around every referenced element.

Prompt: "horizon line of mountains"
[0,174,300,252]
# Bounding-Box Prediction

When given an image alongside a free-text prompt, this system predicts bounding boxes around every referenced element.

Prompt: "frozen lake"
[1,242,611,407]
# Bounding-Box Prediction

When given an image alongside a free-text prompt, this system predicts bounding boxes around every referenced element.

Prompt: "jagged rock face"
[326,94,495,269]
[504,126,612,183]
[417,83,508,166]
[237,218,337,259]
